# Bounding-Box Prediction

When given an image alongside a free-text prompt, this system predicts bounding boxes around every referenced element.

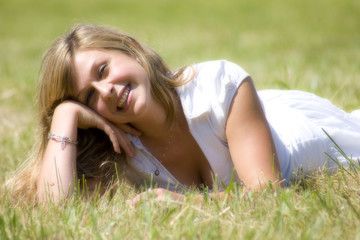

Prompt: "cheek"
[93,101,111,118]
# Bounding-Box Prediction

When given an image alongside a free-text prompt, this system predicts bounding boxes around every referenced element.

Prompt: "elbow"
[244,177,284,192]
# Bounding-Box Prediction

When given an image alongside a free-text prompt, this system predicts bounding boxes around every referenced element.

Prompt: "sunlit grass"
[2,170,360,239]
[1,0,360,239]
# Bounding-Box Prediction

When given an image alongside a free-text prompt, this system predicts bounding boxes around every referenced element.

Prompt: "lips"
[117,84,131,110]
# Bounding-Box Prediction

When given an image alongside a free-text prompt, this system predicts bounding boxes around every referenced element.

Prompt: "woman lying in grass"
[7,23,360,204]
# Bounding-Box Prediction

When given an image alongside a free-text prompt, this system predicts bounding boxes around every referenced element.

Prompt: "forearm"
[37,107,78,202]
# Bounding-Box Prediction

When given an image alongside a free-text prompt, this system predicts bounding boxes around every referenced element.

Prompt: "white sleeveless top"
[122,60,360,191]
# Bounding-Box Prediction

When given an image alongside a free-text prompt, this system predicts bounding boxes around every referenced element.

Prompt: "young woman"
[7,24,360,204]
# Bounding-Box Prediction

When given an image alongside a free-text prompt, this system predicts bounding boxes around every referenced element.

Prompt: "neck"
[135,97,184,142]
[137,118,172,141]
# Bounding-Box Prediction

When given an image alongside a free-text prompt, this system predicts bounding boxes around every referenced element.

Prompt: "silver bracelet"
[48,132,78,150]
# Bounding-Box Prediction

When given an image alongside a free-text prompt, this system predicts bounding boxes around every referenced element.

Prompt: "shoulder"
[187,60,249,83]
[177,60,250,119]
[180,60,250,94]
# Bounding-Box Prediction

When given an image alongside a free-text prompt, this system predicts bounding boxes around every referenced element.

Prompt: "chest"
[144,129,214,189]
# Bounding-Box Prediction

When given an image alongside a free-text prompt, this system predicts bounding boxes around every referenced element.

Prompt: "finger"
[115,131,136,157]
[97,119,135,156]
[125,199,134,207]
[126,192,145,207]
[102,124,121,153]
[126,197,139,207]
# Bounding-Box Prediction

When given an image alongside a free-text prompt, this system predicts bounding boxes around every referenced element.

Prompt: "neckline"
[128,134,190,192]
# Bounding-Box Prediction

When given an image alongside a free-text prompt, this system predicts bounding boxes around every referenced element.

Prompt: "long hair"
[5,24,189,204]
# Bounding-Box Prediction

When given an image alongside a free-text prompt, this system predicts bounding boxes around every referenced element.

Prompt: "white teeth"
[117,85,130,109]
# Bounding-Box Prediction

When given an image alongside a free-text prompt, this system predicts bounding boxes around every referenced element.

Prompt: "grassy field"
[1,0,360,239]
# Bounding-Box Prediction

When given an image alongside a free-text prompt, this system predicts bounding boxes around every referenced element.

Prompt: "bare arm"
[226,77,283,190]
[37,104,78,202]
[37,101,138,203]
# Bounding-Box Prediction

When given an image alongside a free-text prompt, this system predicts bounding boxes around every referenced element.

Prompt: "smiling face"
[73,49,156,125]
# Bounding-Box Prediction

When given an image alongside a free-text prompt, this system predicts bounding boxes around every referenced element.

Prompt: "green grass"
[1,0,360,239]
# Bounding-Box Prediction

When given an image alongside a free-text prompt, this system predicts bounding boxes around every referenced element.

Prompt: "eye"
[98,64,107,79]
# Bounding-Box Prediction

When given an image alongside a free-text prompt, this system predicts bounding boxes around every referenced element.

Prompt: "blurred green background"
[1,0,359,177]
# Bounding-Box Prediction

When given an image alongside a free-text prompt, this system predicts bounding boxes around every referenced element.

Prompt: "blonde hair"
[6,23,189,204]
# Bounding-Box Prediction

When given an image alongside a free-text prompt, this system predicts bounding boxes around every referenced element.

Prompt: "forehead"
[73,49,106,74]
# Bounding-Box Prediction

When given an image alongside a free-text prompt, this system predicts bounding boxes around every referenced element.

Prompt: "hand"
[55,101,139,157]
[126,188,185,206]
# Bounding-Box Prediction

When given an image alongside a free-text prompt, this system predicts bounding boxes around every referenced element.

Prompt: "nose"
[92,81,115,101]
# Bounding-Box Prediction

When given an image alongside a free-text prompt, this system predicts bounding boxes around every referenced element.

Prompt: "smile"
[117,84,131,110]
